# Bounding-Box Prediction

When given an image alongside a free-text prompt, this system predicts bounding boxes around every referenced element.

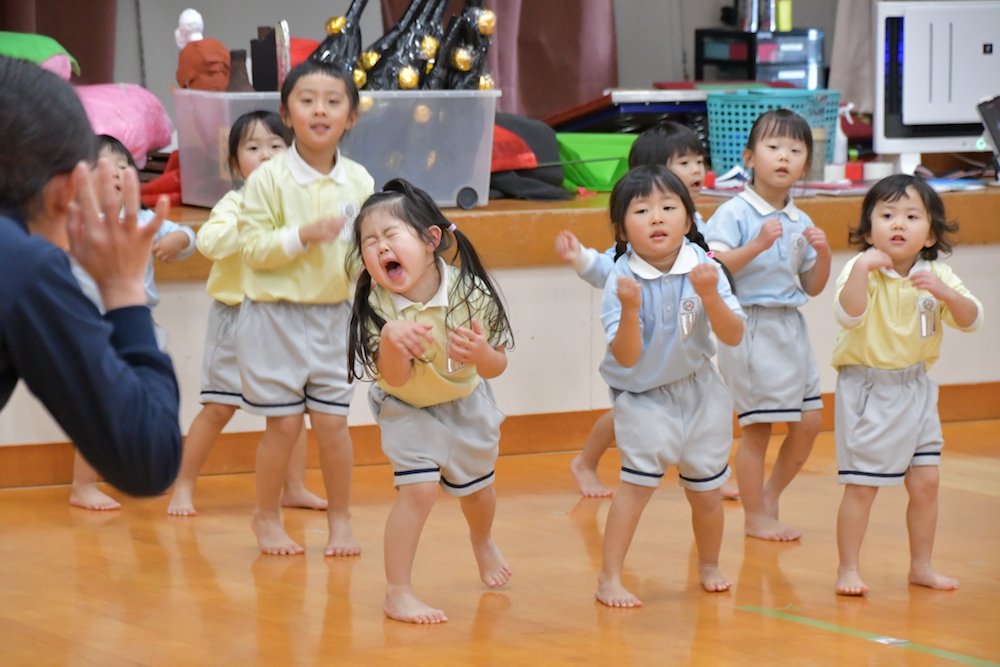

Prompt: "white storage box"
[174,88,500,209]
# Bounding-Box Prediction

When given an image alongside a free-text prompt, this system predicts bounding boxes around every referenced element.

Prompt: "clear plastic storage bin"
[174,88,500,209]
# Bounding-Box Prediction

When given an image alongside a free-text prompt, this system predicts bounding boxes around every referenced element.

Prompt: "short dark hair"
[628,121,704,170]
[97,135,136,168]
[227,110,292,180]
[745,108,814,167]
[851,174,958,260]
[0,57,96,216]
[280,59,360,114]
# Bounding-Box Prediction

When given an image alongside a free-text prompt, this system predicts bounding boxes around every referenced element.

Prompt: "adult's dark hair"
[0,56,96,216]
[347,179,513,381]
[227,110,293,180]
[280,59,360,114]
[851,173,958,260]
[609,165,735,291]
[744,108,814,173]
[628,121,704,170]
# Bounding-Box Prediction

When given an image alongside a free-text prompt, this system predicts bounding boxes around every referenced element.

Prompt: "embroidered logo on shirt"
[339,201,361,241]
[918,296,939,338]
[789,233,807,272]
[679,296,701,340]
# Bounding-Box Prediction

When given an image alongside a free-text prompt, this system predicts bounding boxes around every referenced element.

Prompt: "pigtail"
[687,227,737,295]
[448,226,515,349]
[347,269,387,382]
[613,240,628,261]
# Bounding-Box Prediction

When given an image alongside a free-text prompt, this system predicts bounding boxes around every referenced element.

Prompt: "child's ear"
[279,105,292,128]
[924,229,937,249]
[742,148,754,170]
[427,225,442,249]
[345,107,359,132]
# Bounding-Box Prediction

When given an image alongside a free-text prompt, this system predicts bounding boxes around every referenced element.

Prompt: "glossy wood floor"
[1,422,998,666]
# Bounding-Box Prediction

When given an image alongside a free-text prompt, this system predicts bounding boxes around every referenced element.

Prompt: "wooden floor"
[1,422,998,666]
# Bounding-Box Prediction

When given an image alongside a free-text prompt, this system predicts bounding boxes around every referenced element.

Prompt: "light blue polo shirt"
[704,187,816,308]
[599,242,744,394]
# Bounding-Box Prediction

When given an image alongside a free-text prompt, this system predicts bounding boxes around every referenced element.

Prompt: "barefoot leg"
[738,423,800,541]
[70,451,121,511]
[253,414,305,555]
[459,486,512,588]
[281,424,328,510]
[905,466,959,591]
[570,411,615,497]
[383,482,447,623]
[836,483,878,595]
[761,412,820,522]
[685,487,732,592]
[310,413,360,557]
[596,482,655,607]
[168,403,237,516]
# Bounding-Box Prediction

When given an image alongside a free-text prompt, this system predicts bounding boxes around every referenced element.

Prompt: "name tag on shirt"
[918,296,939,338]
[679,296,701,340]
[339,201,361,241]
[789,233,807,273]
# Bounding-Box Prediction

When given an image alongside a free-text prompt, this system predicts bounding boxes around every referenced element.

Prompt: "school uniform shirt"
[370,260,507,408]
[0,211,181,496]
[704,186,817,308]
[832,255,983,370]
[600,242,744,394]
[239,145,375,304]
[197,189,244,306]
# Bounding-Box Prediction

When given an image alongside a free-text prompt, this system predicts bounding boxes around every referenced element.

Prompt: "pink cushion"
[74,84,173,168]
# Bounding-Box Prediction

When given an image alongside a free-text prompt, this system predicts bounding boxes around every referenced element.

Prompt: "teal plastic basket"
[706,89,841,174]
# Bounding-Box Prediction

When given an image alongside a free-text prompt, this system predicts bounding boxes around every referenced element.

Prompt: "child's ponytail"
[446,224,514,349]
[686,227,737,294]
[347,269,387,382]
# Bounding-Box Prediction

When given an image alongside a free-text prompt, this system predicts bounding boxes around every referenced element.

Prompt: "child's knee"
[905,466,939,499]
[267,414,305,441]
[400,482,439,507]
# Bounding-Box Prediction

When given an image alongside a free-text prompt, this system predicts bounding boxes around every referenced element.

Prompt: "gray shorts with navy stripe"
[199,300,243,406]
[835,363,942,487]
[717,305,822,426]
[612,362,733,491]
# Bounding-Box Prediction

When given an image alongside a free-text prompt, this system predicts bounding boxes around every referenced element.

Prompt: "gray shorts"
[717,305,822,426]
[368,380,504,497]
[612,362,733,491]
[235,299,355,416]
[835,364,942,487]
[199,300,243,406]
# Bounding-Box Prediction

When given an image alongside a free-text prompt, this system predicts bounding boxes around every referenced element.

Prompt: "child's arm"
[448,320,508,379]
[609,276,643,367]
[555,230,614,288]
[798,226,832,296]
[839,248,892,320]
[909,270,980,330]
[376,320,434,387]
[152,229,195,263]
[689,264,744,346]
[712,217,782,274]
[196,192,242,261]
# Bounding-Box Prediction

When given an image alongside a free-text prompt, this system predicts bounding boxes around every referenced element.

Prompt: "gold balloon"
[451,48,472,72]
[326,16,346,34]
[479,74,495,90]
[353,67,367,90]
[421,36,439,60]
[413,104,431,124]
[359,95,374,113]
[426,150,437,169]
[386,151,403,170]
[361,51,380,70]
[477,9,497,36]
[398,66,419,89]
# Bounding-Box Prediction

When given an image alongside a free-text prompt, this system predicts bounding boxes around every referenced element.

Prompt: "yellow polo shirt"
[238,145,375,304]
[371,261,505,408]
[832,254,983,370]
[197,189,244,306]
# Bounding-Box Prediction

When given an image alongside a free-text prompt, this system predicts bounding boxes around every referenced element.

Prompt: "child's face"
[666,152,705,198]
[95,145,129,208]
[236,121,288,180]
[621,186,691,270]
[281,73,357,154]
[744,134,809,190]
[359,207,441,302]
[866,186,936,266]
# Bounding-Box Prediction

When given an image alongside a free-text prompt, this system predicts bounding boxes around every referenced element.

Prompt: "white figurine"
[175,9,205,50]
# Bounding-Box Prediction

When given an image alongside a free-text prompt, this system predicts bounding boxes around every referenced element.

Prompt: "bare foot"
[699,564,733,592]
[384,586,447,624]
[570,455,613,498]
[835,568,869,596]
[595,575,642,608]
[745,514,801,541]
[251,511,304,555]
[166,486,196,516]
[719,482,740,500]
[472,537,512,587]
[281,487,329,511]
[324,513,361,557]
[909,566,959,591]
[69,485,121,511]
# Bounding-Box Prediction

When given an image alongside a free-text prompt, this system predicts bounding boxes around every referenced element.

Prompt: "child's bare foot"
[251,511,304,555]
[595,575,642,607]
[699,564,733,592]
[166,486,196,516]
[281,487,329,511]
[324,513,361,557]
[69,485,121,511]
[472,537,512,587]
[384,586,447,624]
[909,566,959,591]
[570,455,613,497]
[719,482,740,500]
[745,514,801,541]
[835,568,869,596]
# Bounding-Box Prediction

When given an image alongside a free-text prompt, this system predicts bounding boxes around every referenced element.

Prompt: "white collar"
[879,258,931,279]
[627,243,699,279]
[740,186,800,221]
[389,258,450,312]
[285,143,347,186]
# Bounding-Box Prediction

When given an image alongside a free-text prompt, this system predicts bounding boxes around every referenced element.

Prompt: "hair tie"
[706,251,715,259]
[447,223,457,233]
